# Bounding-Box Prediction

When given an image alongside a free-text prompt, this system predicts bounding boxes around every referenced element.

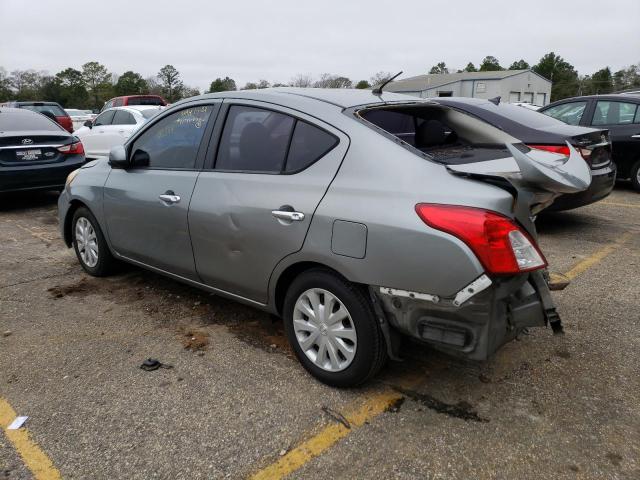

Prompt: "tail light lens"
[57,141,84,155]
[528,143,592,163]
[415,204,547,275]
[527,144,570,157]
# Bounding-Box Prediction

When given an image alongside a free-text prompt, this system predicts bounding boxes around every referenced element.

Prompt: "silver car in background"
[58,89,590,387]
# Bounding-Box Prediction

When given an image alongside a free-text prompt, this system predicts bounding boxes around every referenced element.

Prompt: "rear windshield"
[359,104,517,165]
[142,108,162,119]
[127,97,165,106]
[20,104,67,117]
[464,101,565,129]
[0,110,63,131]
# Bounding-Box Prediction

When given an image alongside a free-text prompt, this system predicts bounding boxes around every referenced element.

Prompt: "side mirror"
[131,149,150,168]
[108,145,129,169]
[84,120,93,128]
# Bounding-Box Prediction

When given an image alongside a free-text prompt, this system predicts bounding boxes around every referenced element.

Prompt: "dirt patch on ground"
[179,328,209,351]
[48,277,94,298]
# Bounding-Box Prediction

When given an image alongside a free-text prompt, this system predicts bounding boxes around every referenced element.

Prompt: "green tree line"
[0,62,199,109]
[429,54,640,102]
[1,53,639,108]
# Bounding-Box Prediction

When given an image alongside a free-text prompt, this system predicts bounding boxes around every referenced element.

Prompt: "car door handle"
[631,134,640,138]
[272,210,305,221]
[159,193,181,204]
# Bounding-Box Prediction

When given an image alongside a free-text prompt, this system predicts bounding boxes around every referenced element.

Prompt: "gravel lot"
[1,185,638,479]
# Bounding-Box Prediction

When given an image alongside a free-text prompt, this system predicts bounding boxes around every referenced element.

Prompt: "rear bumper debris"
[374,271,553,360]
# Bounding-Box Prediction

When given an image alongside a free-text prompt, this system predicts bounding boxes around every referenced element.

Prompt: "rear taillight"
[527,144,570,157]
[415,204,547,275]
[58,141,84,155]
[528,143,592,163]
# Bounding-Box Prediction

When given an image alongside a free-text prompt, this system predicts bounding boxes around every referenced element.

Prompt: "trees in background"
[157,65,183,102]
[0,57,639,107]
[208,77,237,92]
[532,52,579,101]
[479,56,504,71]
[115,71,148,96]
[429,62,449,74]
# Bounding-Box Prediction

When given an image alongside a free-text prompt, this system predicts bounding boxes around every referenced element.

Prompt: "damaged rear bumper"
[373,270,556,361]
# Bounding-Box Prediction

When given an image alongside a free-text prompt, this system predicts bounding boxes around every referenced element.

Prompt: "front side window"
[129,105,213,169]
[592,101,639,125]
[542,101,587,125]
[94,110,115,126]
[112,110,136,125]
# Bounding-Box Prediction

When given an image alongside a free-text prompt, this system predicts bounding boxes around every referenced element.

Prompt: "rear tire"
[283,269,387,387]
[72,207,116,276]
[630,160,640,192]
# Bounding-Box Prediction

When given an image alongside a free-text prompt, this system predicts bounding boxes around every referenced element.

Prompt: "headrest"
[415,119,447,148]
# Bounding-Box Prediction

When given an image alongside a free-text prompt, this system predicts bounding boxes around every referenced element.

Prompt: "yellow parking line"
[598,201,640,209]
[250,388,403,480]
[563,232,632,280]
[0,397,61,480]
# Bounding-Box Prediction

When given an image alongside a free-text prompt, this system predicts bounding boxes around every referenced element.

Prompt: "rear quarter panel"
[273,121,517,299]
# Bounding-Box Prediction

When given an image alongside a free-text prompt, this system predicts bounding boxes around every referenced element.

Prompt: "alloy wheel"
[292,288,357,372]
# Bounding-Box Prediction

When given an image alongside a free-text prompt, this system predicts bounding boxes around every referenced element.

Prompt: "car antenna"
[372,71,403,95]
[488,96,501,105]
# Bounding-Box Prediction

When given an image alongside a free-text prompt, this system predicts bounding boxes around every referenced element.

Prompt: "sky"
[1,0,639,91]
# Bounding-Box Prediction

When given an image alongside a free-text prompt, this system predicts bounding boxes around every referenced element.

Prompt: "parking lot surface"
[1,186,639,479]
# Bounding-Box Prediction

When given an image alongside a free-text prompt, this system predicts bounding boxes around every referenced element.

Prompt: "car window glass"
[635,106,640,124]
[21,104,66,116]
[285,121,338,172]
[130,105,212,169]
[113,98,124,107]
[216,105,295,172]
[0,111,62,131]
[592,101,638,125]
[94,110,115,126]
[542,101,587,125]
[112,110,136,125]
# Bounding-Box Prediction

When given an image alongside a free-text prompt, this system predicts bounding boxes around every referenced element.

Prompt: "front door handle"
[631,134,640,138]
[159,191,181,204]
[272,210,305,222]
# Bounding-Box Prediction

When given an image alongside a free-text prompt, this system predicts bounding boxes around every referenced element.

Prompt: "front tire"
[72,207,116,276]
[630,160,640,192]
[283,269,387,387]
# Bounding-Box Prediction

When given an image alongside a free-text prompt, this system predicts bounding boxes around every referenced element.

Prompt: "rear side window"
[130,105,212,169]
[542,101,587,125]
[94,110,115,126]
[592,101,639,125]
[216,105,295,172]
[21,104,66,117]
[112,110,136,125]
[286,121,338,172]
[0,111,62,131]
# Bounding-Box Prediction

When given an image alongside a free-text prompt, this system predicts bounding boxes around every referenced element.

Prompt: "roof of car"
[0,106,43,115]
[10,101,62,106]
[185,88,428,109]
[103,105,165,114]
[544,93,640,106]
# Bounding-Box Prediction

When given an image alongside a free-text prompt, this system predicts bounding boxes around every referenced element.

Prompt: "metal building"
[385,69,552,106]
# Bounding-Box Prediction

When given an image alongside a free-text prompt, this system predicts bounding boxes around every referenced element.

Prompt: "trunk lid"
[447,142,591,233]
[0,131,71,166]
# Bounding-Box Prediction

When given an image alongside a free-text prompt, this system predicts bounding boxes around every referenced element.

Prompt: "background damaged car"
[58,89,590,387]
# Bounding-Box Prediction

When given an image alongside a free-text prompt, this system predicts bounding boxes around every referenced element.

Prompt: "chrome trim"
[113,253,267,307]
[453,274,492,307]
[379,286,440,304]
[0,144,65,150]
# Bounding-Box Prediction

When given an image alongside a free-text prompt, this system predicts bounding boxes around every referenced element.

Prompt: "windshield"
[141,109,162,120]
[21,104,66,117]
[0,111,63,131]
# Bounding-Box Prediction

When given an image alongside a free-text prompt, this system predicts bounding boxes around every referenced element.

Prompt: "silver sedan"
[58,88,590,387]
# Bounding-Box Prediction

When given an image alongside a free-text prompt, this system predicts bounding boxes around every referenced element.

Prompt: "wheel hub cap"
[75,217,99,268]
[292,288,357,372]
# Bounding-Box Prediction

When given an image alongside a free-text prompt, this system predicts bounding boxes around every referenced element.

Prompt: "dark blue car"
[0,107,85,193]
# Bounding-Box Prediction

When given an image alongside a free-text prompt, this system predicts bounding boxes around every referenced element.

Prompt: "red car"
[2,101,73,133]
[100,95,167,112]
